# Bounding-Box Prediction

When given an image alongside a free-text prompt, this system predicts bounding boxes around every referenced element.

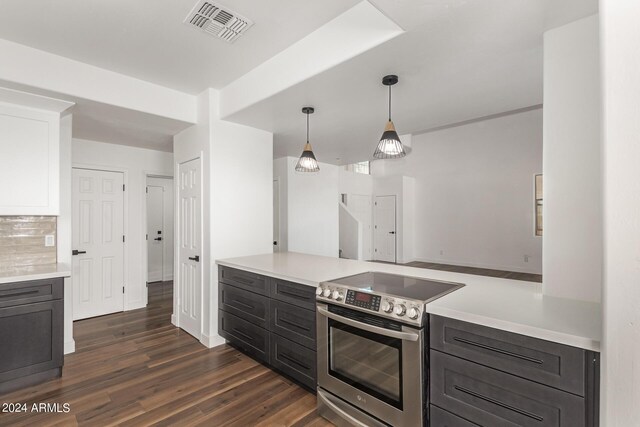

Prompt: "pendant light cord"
[306,111,310,142]
[388,85,392,121]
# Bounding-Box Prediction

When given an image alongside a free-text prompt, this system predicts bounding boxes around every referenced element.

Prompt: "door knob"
[389,231,396,235]
[72,250,87,256]
[188,255,200,262]
[154,237,163,241]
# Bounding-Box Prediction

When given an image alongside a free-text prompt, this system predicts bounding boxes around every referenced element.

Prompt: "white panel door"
[72,168,124,320]
[147,185,164,283]
[374,195,396,263]
[178,158,202,339]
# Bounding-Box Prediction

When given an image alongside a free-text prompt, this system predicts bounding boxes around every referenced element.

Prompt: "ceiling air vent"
[184,1,253,43]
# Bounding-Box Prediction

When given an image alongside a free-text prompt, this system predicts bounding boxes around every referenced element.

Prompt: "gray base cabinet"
[0,278,64,394]
[429,314,599,427]
[218,266,316,390]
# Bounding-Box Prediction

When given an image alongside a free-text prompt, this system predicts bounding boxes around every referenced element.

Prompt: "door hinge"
[146,234,148,241]
[123,184,125,191]
[123,286,125,294]
[146,187,148,194]
[123,235,125,243]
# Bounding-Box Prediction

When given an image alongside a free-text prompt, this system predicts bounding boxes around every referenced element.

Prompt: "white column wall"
[600,1,640,424]
[542,15,602,302]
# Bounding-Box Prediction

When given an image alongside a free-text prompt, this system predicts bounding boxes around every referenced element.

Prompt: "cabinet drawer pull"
[231,299,254,310]
[231,328,254,341]
[0,289,40,299]
[231,275,255,285]
[277,288,310,300]
[453,337,543,365]
[279,353,311,371]
[278,316,311,332]
[454,385,544,422]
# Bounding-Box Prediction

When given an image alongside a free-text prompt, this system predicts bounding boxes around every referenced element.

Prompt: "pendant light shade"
[374,75,406,159]
[295,107,320,172]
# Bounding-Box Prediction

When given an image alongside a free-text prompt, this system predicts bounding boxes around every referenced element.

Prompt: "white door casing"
[374,195,397,263]
[72,168,125,320]
[147,185,164,283]
[177,158,202,340]
[273,179,280,252]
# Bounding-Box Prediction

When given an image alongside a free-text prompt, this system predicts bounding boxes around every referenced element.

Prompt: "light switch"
[45,235,55,247]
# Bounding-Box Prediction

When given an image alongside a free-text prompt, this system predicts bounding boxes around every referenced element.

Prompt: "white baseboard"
[64,339,76,354]
[200,333,226,349]
[163,274,174,282]
[171,314,177,326]
[125,301,146,311]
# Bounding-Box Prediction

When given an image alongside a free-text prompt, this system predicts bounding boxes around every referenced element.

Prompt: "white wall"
[600,2,640,425]
[58,113,74,354]
[543,15,601,302]
[284,157,340,258]
[339,202,362,260]
[174,89,273,348]
[377,109,543,273]
[146,176,174,281]
[72,138,173,310]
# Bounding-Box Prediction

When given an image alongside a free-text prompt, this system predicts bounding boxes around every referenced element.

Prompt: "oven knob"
[381,301,394,313]
[408,307,421,320]
[331,290,343,301]
[322,288,332,298]
[316,287,323,296]
[394,304,407,317]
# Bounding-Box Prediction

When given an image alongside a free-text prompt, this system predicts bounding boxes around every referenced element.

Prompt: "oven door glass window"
[328,319,403,409]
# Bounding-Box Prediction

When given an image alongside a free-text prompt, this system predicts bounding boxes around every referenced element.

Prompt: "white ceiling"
[224,0,599,164]
[0,0,598,158]
[0,0,361,94]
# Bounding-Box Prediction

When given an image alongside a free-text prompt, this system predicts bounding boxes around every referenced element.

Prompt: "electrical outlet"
[524,255,530,263]
[45,235,55,247]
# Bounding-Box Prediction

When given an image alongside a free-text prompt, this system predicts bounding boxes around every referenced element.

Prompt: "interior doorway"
[72,167,125,320]
[374,195,397,263]
[146,176,174,285]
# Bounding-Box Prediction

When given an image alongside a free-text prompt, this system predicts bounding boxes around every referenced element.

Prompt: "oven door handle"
[317,389,371,427]
[317,306,419,342]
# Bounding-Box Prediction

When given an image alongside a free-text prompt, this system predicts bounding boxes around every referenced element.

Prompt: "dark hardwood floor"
[0,282,331,427]
[369,260,542,283]
[403,261,542,283]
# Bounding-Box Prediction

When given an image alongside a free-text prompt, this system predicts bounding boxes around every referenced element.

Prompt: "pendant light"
[295,107,320,172]
[374,74,406,159]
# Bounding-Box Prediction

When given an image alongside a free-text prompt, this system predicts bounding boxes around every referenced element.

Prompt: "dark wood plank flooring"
[369,260,542,283]
[0,282,331,427]
[403,261,542,283]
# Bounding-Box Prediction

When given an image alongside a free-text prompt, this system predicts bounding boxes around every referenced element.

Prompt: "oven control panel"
[345,290,381,311]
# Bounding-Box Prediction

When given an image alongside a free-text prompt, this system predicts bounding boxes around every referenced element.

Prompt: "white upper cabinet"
[0,89,74,215]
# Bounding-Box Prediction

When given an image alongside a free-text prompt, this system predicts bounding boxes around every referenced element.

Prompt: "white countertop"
[216,252,601,352]
[0,263,71,284]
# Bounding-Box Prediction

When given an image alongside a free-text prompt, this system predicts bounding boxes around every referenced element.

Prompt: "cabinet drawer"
[270,278,315,310]
[430,405,479,427]
[219,283,269,328]
[431,351,585,427]
[219,266,268,296]
[219,310,269,364]
[0,278,63,308]
[0,300,63,387]
[430,315,587,396]
[270,300,315,349]
[270,333,316,390]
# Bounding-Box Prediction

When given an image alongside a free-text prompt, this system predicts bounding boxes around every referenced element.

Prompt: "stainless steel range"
[316,271,464,427]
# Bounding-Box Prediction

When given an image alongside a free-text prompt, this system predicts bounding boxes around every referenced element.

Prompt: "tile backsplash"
[0,216,57,270]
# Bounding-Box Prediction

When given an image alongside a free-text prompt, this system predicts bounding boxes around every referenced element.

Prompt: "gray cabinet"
[430,314,599,427]
[0,278,64,393]
[218,266,316,390]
